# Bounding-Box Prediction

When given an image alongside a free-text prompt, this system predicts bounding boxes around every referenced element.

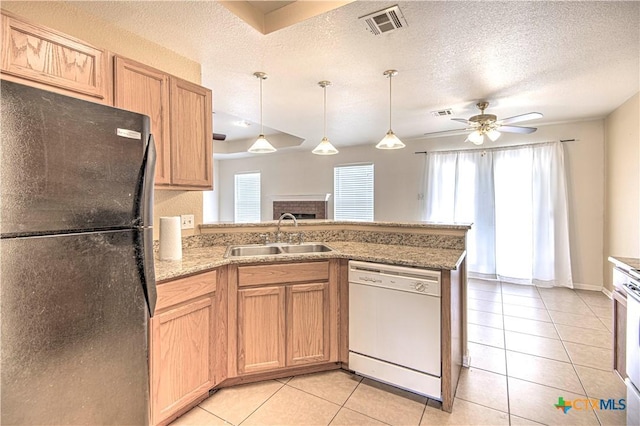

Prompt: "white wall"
[604,92,640,291]
[211,119,605,288]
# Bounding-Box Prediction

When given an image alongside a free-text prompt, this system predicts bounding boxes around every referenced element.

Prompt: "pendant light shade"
[376,69,405,150]
[312,137,339,155]
[249,134,276,153]
[248,72,276,154]
[312,81,338,155]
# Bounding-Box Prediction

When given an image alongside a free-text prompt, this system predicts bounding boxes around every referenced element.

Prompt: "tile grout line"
[498,280,513,426]
[235,380,288,426]
[537,287,604,426]
[325,376,393,426]
[192,406,230,425]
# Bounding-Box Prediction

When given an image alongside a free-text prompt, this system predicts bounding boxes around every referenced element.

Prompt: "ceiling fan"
[426,101,543,145]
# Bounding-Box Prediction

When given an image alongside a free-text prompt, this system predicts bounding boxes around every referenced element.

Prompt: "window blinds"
[334,163,374,221]
[234,172,261,223]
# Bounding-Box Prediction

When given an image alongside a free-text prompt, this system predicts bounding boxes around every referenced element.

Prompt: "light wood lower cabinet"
[287,282,330,366]
[238,286,286,373]
[150,270,217,426]
[231,261,339,378]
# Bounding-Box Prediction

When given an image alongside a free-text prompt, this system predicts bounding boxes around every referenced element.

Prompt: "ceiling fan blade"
[451,118,471,124]
[499,125,538,134]
[213,133,227,141]
[499,112,543,125]
[423,127,474,137]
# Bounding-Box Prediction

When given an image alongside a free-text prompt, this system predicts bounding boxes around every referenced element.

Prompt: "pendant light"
[312,81,339,155]
[248,71,276,154]
[376,69,405,150]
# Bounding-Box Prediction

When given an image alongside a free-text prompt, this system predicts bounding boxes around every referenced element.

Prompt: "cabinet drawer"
[238,262,329,287]
[156,270,217,311]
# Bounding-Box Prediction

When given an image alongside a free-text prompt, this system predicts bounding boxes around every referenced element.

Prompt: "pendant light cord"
[260,77,264,135]
[323,85,327,138]
[388,73,393,131]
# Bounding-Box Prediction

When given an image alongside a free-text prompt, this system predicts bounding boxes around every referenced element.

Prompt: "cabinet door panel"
[238,286,285,374]
[114,57,171,185]
[170,77,213,188]
[151,297,213,425]
[1,13,107,101]
[287,282,330,366]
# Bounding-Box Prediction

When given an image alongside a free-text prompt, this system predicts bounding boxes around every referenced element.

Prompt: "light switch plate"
[181,214,194,230]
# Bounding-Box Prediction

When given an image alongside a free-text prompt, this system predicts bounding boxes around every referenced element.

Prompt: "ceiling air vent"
[359,5,407,35]
[431,109,454,117]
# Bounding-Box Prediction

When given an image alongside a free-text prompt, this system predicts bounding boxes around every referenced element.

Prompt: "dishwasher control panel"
[349,260,441,297]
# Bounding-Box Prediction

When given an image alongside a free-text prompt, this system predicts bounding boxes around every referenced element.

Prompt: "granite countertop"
[609,256,640,272]
[200,220,472,230]
[155,242,466,282]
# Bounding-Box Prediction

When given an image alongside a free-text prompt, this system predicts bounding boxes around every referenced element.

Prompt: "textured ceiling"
[71,1,640,153]
[246,1,294,14]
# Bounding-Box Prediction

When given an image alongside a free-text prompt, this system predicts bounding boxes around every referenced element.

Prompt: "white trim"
[572,282,604,292]
[601,287,613,299]
[270,194,331,202]
[462,354,470,368]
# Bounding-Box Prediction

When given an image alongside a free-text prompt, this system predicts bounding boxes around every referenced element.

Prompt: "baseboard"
[462,354,470,368]
[572,282,604,292]
[601,287,613,299]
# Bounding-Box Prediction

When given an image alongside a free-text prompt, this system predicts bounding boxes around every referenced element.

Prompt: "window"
[423,142,572,287]
[334,163,374,221]
[234,172,261,223]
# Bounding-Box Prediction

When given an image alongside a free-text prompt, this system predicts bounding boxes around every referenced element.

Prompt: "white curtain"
[423,142,573,288]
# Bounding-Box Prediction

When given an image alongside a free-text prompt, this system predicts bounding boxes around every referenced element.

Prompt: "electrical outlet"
[181,214,194,230]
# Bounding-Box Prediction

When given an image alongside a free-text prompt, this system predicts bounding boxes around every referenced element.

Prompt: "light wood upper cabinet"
[113,57,171,185]
[1,11,108,103]
[113,57,213,190]
[237,286,286,374]
[169,77,213,189]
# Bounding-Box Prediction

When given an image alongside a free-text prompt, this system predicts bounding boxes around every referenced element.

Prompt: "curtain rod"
[413,139,577,155]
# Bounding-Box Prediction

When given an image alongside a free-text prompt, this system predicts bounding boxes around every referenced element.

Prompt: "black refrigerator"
[1,80,157,425]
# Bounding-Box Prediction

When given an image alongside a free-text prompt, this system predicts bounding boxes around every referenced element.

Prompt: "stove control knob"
[415,282,426,292]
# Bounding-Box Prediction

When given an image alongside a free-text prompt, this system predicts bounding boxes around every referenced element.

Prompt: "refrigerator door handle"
[134,134,157,316]
[142,228,157,317]
[141,135,156,228]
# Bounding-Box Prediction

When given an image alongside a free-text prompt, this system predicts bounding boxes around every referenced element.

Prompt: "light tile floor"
[171,280,627,425]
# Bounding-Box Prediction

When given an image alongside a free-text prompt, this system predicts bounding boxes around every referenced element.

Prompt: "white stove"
[624,276,640,426]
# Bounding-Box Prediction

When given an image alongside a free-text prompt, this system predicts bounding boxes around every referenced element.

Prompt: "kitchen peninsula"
[152,221,469,425]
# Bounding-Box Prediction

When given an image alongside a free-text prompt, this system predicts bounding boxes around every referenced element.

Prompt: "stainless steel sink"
[280,243,333,254]
[225,243,333,258]
[227,245,282,257]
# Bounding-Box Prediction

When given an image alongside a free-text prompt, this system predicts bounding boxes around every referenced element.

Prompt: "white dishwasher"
[348,260,442,400]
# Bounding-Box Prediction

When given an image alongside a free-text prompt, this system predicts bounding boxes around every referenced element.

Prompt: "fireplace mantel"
[270,194,332,202]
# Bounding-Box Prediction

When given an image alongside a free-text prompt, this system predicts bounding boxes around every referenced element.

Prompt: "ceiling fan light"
[376,130,406,149]
[468,130,484,145]
[312,137,339,155]
[248,134,276,153]
[487,129,501,142]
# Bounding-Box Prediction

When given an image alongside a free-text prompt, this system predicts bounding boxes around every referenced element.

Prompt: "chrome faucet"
[276,213,299,243]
